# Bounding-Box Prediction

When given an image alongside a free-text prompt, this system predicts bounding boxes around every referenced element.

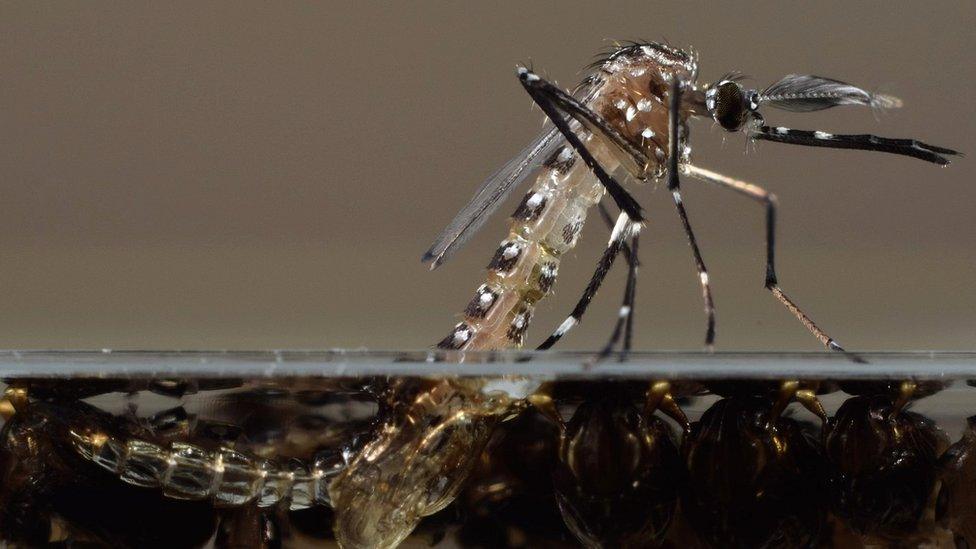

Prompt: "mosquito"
[424,41,959,359]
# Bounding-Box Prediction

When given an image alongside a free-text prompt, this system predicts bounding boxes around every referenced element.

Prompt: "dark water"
[1,351,975,548]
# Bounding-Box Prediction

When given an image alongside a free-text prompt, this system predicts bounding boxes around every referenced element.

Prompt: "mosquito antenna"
[758,74,902,112]
[749,126,961,165]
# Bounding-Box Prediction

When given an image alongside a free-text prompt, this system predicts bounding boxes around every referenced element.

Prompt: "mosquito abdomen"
[437,138,616,351]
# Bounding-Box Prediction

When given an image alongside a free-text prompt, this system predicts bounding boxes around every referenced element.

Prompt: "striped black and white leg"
[517,67,645,223]
[588,230,641,366]
[684,164,863,361]
[666,78,717,349]
[750,126,960,166]
[537,212,635,350]
[598,200,632,264]
[598,200,641,356]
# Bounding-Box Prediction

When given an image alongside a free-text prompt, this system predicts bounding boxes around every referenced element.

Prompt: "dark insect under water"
[454,408,571,548]
[938,415,976,547]
[681,395,828,548]
[539,383,684,548]
[824,394,949,544]
[0,399,226,548]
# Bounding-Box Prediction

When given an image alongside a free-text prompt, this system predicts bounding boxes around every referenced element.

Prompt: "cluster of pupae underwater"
[1,373,975,548]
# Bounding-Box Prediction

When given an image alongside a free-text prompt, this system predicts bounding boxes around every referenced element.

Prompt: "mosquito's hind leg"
[597,201,640,356]
[666,78,717,350]
[537,212,636,350]
[682,164,863,362]
[584,229,641,368]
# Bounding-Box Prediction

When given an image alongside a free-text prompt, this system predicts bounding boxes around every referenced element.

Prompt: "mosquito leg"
[682,163,862,361]
[517,67,644,223]
[598,200,639,356]
[537,213,635,350]
[584,230,641,368]
[623,232,639,353]
[598,201,632,264]
[666,78,716,349]
[750,125,960,166]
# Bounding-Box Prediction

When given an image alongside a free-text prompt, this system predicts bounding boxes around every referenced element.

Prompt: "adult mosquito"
[423,41,960,359]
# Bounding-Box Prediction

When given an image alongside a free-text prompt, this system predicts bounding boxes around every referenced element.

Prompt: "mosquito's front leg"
[666,78,717,349]
[516,67,644,223]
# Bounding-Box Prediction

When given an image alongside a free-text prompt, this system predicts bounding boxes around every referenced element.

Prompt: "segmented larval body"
[69,429,345,510]
[437,43,699,351]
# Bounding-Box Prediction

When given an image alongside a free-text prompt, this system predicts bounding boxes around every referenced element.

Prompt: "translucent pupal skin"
[437,43,699,351]
[10,396,349,512]
[327,378,523,549]
[69,430,344,510]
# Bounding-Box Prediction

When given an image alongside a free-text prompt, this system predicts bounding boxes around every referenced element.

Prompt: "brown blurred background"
[0,2,972,351]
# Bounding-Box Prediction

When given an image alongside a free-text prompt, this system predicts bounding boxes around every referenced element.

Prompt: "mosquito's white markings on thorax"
[641,45,678,66]
[641,128,656,139]
[626,104,638,122]
[814,131,834,139]
[637,98,653,112]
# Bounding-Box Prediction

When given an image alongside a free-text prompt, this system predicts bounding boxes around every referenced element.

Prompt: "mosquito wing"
[422,126,564,269]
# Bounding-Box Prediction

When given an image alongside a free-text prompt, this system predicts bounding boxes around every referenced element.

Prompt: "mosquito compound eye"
[710,81,749,132]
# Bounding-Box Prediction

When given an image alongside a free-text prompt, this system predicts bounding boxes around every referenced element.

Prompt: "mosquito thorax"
[705,80,759,132]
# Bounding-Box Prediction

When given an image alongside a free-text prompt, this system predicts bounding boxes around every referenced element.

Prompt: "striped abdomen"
[437,139,619,351]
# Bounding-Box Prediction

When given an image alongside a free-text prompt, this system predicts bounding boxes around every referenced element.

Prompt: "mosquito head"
[706,73,905,133]
[704,79,760,132]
